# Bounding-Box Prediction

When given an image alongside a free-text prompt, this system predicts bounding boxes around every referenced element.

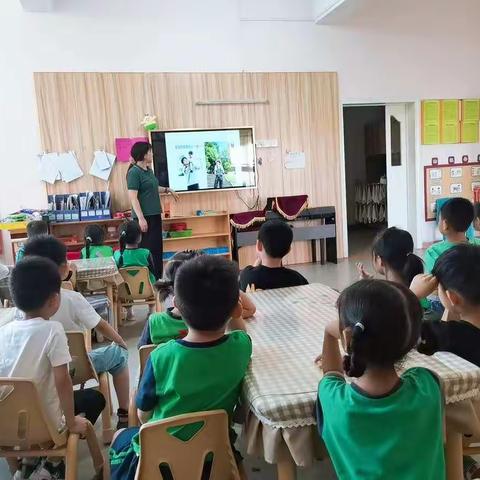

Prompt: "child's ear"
[341,327,353,353]
[256,240,263,252]
[231,300,243,320]
[172,295,177,309]
[445,289,462,309]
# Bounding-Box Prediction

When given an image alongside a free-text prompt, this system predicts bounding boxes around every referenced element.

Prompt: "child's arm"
[321,319,343,375]
[239,291,256,318]
[136,358,157,424]
[146,253,156,278]
[96,319,128,349]
[53,364,88,435]
[228,299,247,332]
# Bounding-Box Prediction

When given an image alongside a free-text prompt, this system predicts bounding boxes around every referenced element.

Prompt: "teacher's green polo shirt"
[127,165,162,218]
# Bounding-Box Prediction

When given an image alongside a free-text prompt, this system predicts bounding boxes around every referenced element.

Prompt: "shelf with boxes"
[162,212,232,262]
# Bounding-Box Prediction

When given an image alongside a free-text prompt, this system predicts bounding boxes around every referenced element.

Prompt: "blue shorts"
[89,344,128,376]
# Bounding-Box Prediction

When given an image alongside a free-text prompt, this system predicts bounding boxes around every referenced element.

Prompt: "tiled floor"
[0,232,383,480]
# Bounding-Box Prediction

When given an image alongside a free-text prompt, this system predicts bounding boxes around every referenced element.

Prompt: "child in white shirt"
[0,257,105,479]
[22,236,130,429]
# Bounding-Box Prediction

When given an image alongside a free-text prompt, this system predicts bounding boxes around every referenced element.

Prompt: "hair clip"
[120,231,127,237]
[85,236,93,242]
[354,322,365,332]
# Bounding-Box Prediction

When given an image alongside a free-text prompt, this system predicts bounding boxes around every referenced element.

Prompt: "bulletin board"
[424,161,480,221]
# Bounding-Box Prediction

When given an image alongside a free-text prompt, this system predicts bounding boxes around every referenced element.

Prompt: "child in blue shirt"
[317,279,445,480]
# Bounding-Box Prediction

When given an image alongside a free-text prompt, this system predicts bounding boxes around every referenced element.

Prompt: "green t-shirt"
[424,238,480,272]
[81,245,114,259]
[318,368,445,480]
[133,331,252,453]
[113,248,156,284]
[15,245,25,263]
[126,165,162,217]
[149,310,188,344]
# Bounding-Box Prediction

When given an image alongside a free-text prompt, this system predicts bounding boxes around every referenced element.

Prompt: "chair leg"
[84,421,105,475]
[98,373,114,444]
[65,433,79,480]
[128,389,138,427]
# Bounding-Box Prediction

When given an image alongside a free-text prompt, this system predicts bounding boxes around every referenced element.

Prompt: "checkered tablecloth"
[243,283,480,429]
[70,257,119,281]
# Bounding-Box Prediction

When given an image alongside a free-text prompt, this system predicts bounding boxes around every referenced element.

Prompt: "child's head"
[24,235,69,280]
[174,255,240,332]
[181,156,188,166]
[84,224,106,259]
[432,244,480,316]
[26,220,48,239]
[371,227,424,286]
[438,197,474,236]
[474,203,480,231]
[118,220,142,267]
[337,279,422,377]
[10,256,61,318]
[154,250,204,303]
[257,219,293,260]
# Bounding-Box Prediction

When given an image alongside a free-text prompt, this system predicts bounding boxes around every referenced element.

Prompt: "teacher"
[127,141,178,279]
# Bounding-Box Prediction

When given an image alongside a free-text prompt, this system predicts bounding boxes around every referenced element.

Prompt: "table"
[70,257,124,330]
[243,284,480,480]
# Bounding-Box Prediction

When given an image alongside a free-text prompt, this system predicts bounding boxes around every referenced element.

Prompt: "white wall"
[1,0,480,258]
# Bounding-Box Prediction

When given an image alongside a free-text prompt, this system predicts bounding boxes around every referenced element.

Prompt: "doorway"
[343,105,387,257]
[343,102,418,258]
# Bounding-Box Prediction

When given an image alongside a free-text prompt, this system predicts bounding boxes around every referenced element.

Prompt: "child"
[23,236,130,430]
[1,257,105,479]
[110,255,252,480]
[418,244,480,365]
[137,249,257,347]
[472,202,480,245]
[114,220,156,285]
[81,224,114,259]
[357,227,424,286]
[15,219,48,262]
[239,219,308,291]
[213,159,225,189]
[317,279,445,479]
[424,197,474,273]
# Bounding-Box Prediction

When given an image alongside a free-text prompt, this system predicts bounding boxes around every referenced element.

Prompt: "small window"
[390,116,401,166]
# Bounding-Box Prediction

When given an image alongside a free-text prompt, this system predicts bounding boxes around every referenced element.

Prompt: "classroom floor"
[0,245,380,480]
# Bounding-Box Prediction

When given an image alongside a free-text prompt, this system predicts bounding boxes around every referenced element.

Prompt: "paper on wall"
[58,151,84,182]
[38,152,60,184]
[284,151,305,169]
[90,150,116,181]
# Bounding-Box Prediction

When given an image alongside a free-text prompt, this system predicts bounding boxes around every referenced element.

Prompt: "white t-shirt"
[51,288,101,332]
[0,318,72,430]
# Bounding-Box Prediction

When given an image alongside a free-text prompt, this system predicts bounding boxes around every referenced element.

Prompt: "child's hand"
[356,262,373,280]
[314,354,322,368]
[68,415,88,436]
[115,339,128,350]
[410,274,438,299]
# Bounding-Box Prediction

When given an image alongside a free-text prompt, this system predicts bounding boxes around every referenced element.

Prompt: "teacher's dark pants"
[138,214,163,279]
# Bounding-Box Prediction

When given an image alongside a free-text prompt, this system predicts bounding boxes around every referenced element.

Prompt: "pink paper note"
[115,137,148,163]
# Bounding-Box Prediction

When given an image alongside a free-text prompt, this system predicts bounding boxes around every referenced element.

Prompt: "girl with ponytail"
[81,224,113,259]
[316,279,445,479]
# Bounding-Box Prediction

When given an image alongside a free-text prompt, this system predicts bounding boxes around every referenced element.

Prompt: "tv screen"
[151,127,257,193]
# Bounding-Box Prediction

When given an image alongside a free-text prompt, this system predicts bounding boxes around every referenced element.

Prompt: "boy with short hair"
[419,244,480,364]
[15,219,49,262]
[424,197,474,273]
[239,219,308,291]
[22,235,130,429]
[110,255,252,480]
[1,257,105,479]
[472,202,480,245]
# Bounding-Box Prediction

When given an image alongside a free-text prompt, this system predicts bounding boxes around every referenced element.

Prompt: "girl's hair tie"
[85,236,92,242]
[354,322,365,332]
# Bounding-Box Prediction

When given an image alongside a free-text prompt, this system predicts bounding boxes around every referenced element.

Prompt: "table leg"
[445,428,463,480]
[277,451,297,480]
[311,240,317,264]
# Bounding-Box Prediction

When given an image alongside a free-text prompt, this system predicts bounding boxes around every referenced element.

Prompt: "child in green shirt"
[110,255,252,480]
[472,202,480,245]
[81,224,114,259]
[424,197,474,273]
[113,220,156,285]
[317,279,445,480]
[16,219,48,263]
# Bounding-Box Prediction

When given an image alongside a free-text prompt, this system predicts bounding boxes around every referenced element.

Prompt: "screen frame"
[149,126,258,195]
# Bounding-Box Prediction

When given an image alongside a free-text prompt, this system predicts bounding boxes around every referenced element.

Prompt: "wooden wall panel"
[34,72,344,261]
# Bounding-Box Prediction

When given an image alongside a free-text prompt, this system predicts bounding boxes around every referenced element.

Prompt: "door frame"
[340,102,418,257]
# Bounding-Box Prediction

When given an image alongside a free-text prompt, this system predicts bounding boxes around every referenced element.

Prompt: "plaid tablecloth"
[244,284,480,429]
[70,257,123,285]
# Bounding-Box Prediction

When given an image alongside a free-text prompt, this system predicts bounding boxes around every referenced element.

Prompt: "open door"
[385,103,414,232]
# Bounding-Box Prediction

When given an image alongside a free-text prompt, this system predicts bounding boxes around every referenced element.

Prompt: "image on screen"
[151,128,256,193]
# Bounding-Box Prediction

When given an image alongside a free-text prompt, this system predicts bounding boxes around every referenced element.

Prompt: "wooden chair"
[66,331,113,444]
[117,267,157,322]
[0,378,106,480]
[135,410,240,480]
[128,344,156,427]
